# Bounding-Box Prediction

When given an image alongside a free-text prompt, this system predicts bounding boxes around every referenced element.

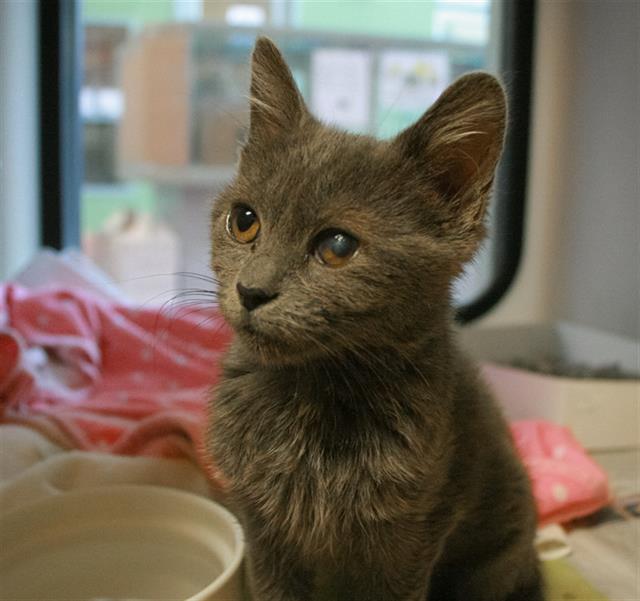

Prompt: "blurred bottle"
[91,210,179,304]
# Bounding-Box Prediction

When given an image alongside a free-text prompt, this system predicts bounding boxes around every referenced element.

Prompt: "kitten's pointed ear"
[394,72,506,225]
[248,37,308,142]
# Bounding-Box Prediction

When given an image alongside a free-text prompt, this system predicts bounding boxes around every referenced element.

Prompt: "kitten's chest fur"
[209,344,454,559]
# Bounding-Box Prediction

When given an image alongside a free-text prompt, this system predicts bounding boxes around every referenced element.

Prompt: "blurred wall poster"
[376,51,450,138]
[311,48,372,132]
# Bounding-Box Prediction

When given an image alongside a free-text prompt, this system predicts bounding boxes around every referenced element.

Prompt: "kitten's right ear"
[247,37,309,143]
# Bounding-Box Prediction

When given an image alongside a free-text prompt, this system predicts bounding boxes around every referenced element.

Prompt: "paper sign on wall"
[311,49,372,132]
[376,51,450,138]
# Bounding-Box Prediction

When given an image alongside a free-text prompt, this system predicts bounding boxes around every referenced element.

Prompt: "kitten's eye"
[227,205,260,243]
[314,230,359,268]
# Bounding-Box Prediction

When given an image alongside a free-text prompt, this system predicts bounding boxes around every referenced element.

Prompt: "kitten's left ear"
[247,37,309,143]
[394,72,507,229]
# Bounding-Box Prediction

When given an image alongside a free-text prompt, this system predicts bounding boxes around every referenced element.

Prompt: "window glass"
[81,0,498,304]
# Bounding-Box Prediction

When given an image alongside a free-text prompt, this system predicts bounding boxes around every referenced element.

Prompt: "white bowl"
[0,485,245,601]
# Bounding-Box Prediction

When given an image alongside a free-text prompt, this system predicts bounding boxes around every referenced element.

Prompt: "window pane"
[81,0,499,305]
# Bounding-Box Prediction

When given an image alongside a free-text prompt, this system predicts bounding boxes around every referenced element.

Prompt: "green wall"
[82,183,157,234]
[296,0,435,39]
[82,0,173,23]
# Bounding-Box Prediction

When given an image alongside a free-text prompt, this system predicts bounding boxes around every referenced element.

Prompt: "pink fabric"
[0,284,232,485]
[510,420,611,525]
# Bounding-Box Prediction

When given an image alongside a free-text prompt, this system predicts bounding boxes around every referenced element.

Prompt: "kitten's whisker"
[173,271,220,286]
[153,289,220,340]
[137,285,215,309]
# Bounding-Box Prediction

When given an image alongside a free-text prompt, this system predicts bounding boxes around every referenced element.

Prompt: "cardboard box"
[459,322,639,451]
[118,27,191,167]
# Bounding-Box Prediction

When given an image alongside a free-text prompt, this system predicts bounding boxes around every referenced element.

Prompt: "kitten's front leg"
[337,518,444,601]
[244,537,313,601]
[342,553,434,601]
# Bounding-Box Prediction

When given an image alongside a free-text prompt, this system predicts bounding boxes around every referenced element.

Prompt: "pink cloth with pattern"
[510,420,611,525]
[0,284,232,485]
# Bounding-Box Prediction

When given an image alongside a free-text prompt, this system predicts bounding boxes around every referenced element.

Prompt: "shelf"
[118,162,237,190]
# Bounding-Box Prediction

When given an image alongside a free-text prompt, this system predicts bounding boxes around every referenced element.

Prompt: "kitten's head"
[210,38,506,365]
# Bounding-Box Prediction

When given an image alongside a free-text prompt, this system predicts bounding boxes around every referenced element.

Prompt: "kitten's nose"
[236,282,278,312]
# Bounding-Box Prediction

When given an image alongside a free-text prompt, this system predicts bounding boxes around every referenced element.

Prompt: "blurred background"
[0,0,638,336]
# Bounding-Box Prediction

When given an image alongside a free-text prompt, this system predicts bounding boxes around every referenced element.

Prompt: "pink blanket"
[0,284,609,523]
[510,420,610,526]
[0,284,231,486]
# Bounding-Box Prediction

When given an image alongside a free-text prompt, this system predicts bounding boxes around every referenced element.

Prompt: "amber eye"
[227,205,260,243]
[314,230,359,268]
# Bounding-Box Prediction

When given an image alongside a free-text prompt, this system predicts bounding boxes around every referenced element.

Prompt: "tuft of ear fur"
[248,37,309,143]
[394,72,507,240]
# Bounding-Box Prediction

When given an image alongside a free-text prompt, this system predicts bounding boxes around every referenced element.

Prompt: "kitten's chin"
[236,327,309,366]
[219,301,329,366]
[235,326,316,366]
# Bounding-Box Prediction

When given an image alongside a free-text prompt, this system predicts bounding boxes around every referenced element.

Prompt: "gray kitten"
[207,37,543,601]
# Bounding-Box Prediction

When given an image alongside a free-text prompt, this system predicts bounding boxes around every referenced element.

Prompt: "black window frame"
[39,0,82,250]
[457,0,536,322]
[39,0,535,323]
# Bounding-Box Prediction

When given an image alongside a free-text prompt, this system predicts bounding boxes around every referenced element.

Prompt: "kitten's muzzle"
[236,282,279,312]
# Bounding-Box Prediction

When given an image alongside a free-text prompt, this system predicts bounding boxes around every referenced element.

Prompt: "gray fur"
[207,37,543,601]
